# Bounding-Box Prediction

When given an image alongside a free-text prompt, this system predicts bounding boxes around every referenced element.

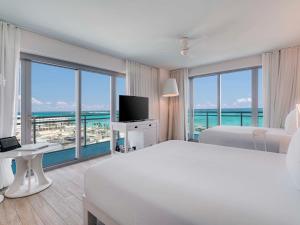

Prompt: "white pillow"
[285,109,297,135]
[286,128,300,190]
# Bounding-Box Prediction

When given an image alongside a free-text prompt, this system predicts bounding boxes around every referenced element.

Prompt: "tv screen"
[119,95,149,122]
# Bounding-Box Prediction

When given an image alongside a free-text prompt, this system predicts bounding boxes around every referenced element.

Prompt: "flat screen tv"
[119,95,149,122]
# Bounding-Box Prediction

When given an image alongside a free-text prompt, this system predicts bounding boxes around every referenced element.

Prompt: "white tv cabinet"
[110,119,159,153]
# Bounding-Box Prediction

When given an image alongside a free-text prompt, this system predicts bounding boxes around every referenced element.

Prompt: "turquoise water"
[31,109,263,130]
[32,111,111,128]
[193,108,263,129]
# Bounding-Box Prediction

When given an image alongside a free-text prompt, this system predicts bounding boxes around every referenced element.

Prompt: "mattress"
[200,126,292,153]
[84,141,300,225]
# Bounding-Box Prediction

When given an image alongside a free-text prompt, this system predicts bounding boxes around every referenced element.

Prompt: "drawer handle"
[135,126,138,128]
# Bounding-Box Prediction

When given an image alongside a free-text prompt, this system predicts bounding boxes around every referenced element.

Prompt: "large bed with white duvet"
[84,141,300,225]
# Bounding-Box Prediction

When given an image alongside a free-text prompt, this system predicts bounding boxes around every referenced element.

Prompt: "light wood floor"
[0,156,110,225]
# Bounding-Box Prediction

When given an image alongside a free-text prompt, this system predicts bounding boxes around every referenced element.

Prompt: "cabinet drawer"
[144,122,157,128]
[127,124,146,130]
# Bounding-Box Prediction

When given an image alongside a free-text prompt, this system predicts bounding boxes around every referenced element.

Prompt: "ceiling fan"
[179,35,208,57]
[180,37,189,56]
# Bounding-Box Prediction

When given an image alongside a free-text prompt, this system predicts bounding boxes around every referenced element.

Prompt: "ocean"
[193,108,263,133]
[31,111,111,128]
[30,108,263,130]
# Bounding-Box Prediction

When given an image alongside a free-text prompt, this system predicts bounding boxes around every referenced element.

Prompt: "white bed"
[84,141,300,225]
[200,126,292,153]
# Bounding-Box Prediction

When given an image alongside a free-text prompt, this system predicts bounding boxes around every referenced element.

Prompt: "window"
[31,62,77,166]
[221,69,252,126]
[19,55,125,168]
[193,75,218,140]
[115,76,126,146]
[81,71,111,159]
[258,68,263,127]
[191,67,263,139]
[16,65,21,142]
[116,76,126,120]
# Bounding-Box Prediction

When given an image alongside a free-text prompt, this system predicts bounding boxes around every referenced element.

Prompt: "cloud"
[194,97,252,109]
[56,101,68,106]
[82,104,110,111]
[236,97,251,104]
[194,102,217,109]
[31,99,110,112]
[231,97,252,108]
[32,97,43,105]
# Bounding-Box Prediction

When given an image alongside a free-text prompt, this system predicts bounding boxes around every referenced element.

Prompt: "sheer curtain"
[262,47,300,128]
[0,21,20,189]
[167,68,189,140]
[126,60,160,120]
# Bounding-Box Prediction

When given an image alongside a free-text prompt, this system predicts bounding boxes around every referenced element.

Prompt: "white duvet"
[84,141,300,225]
[200,126,292,153]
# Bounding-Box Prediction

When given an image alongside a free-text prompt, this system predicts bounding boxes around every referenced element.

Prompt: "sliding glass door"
[116,76,126,120]
[81,71,111,159]
[221,69,252,126]
[191,67,263,139]
[193,75,218,139]
[20,55,125,168]
[31,62,77,167]
[258,68,263,127]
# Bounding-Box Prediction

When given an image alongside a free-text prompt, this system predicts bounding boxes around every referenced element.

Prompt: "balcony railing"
[14,113,122,170]
[193,110,263,133]
[31,113,111,147]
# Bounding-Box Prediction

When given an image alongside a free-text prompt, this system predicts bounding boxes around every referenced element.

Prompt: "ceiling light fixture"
[180,37,189,56]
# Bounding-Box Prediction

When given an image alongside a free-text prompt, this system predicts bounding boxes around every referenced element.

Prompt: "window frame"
[189,66,262,138]
[19,53,125,170]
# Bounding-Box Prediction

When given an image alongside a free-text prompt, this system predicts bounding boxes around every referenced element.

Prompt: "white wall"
[20,30,126,74]
[159,68,170,142]
[189,54,262,77]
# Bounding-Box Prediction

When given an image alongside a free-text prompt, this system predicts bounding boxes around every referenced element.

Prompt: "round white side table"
[0,143,62,198]
[0,158,14,189]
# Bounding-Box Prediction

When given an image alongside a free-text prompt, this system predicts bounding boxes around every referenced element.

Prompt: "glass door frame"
[20,53,125,168]
[189,66,261,138]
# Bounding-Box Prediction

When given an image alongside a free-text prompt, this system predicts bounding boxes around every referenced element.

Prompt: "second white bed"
[200,126,291,153]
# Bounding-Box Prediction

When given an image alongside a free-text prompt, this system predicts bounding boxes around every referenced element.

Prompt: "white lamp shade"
[162,78,179,97]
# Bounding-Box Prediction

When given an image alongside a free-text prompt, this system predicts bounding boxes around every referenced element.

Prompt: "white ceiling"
[1,0,300,69]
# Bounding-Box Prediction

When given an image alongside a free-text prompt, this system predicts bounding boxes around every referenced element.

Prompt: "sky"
[31,62,125,112]
[193,68,262,109]
[30,62,261,112]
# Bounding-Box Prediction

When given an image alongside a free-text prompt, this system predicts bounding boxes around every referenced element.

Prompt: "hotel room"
[1,0,300,225]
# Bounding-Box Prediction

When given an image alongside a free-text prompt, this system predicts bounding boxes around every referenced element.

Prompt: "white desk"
[0,143,62,198]
[111,120,159,153]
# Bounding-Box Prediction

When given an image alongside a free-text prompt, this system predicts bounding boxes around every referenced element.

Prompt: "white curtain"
[262,47,300,128]
[126,60,160,120]
[0,21,20,189]
[167,68,189,140]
